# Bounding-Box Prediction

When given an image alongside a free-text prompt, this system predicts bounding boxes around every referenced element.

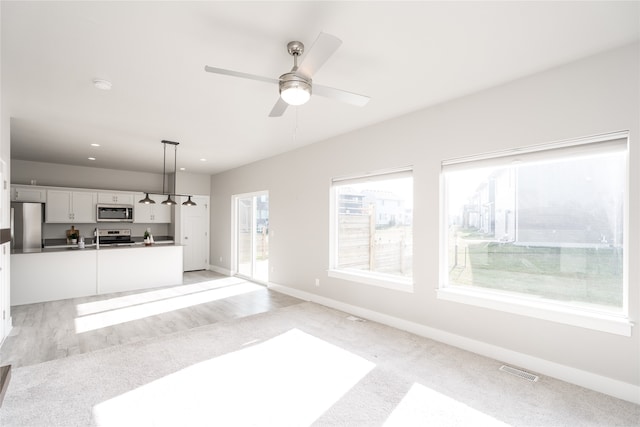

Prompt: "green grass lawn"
[449,230,623,309]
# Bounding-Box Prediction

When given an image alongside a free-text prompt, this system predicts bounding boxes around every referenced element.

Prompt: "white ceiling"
[2,1,639,175]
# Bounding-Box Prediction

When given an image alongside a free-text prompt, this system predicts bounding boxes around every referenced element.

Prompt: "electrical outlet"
[315,278,320,286]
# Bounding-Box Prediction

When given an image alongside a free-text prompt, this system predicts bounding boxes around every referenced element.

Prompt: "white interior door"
[181,196,209,271]
[235,192,268,282]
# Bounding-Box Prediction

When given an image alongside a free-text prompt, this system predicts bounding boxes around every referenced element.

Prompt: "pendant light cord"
[162,142,167,195]
[173,144,177,195]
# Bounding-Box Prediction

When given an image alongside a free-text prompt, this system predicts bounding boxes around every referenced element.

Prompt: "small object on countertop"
[144,229,152,246]
[66,226,79,244]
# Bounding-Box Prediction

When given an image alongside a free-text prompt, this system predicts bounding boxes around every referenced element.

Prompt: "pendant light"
[182,196,196,206]
[138,193,156,204]
[138,139,196,207]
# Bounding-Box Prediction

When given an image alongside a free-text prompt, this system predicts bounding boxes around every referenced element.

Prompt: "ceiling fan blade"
[296,32,342,79]
[204,65,278,85]
[313,84,370,107]
[268,98,289,117]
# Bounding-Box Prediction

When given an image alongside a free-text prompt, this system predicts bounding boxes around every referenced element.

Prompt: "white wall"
[12,160,165,192]
[12,159,211,197]
[176,171,210,197]
[210,43,640,391]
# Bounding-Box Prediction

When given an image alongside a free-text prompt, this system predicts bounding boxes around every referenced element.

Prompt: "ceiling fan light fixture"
[279,72,311,106]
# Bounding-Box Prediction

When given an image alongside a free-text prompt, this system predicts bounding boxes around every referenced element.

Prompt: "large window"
[329,168,413,291]
[440,132,630,335]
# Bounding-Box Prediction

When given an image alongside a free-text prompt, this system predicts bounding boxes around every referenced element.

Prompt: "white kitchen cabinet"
[11,184,47,202]
[97,191,135,205]
[46,190,97,223]
[11,249,98,305]
[11,245,183,305]
[134,193,172,223]
[97,245,182,294]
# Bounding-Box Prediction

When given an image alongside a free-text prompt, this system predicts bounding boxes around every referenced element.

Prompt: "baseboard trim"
[268,282,640,405]
[209,265,231,276]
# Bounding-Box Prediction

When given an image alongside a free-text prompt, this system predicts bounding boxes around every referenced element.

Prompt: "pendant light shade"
[182,196,196,206]
[161,195,176,206]
[139,193,155,204]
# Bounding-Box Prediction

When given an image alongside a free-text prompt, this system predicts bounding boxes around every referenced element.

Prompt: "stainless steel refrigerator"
[11,202,44,251]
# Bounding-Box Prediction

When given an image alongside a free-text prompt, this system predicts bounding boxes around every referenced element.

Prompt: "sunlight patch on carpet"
[92,329,375,426]
[75,281,263,333]
[76,277,248,316]
[384,382,509,426]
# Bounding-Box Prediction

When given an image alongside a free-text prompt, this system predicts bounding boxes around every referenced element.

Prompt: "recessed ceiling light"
[91,143,100,147]
[179,167,186,171]
[88,157,96,161]
[200,158,207,162]
[93,79,112,90]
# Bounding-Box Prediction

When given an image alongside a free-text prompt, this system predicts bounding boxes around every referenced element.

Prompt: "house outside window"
[329,168,413,291]
[439,132,630,335]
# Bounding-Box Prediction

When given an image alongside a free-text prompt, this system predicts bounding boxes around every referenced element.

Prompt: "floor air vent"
[499,365,539,382]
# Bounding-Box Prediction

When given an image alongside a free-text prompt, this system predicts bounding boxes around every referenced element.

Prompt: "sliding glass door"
[235,192,269,282]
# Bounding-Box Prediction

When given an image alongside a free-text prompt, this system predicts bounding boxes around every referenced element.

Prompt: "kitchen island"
[10,244,183,305]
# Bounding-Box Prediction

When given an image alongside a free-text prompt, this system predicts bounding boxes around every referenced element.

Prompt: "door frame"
[231,190,269,283]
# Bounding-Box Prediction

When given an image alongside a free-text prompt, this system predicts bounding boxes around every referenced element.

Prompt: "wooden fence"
[337,214,412,276]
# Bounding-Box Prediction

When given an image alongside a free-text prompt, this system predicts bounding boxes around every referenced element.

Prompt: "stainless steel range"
[97,229,136,246]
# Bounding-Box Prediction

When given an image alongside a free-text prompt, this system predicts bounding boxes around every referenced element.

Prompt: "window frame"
[329,167,414,292]
[438,131,632,336]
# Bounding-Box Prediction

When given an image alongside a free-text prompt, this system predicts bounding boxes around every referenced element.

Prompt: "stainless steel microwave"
[96,204,134,222]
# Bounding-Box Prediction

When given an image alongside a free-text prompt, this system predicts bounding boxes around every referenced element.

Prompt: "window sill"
[328,269,414,293]
[437,287,632,336]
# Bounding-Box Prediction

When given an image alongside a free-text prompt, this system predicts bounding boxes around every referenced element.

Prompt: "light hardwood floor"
[0,271,303,368]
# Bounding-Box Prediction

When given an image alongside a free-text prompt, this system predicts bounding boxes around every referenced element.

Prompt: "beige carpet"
[1,301,638,426]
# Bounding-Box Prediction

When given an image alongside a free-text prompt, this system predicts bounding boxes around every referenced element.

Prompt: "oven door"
[97,205,134,222]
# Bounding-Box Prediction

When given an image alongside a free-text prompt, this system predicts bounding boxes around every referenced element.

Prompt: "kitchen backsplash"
[43,223,170,240]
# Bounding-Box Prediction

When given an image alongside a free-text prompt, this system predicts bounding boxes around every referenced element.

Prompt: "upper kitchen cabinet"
[134,193,171,223]
[46,190,97,223]
[97,191,135,205]
[11,184,47,203]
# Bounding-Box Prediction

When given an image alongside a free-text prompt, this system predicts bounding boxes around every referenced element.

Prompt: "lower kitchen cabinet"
[10,245,183,305]
[97,245,183,294]
[11,250,97,305]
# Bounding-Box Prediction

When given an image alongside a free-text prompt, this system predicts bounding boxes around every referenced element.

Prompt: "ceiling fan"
[204,32,370,117]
